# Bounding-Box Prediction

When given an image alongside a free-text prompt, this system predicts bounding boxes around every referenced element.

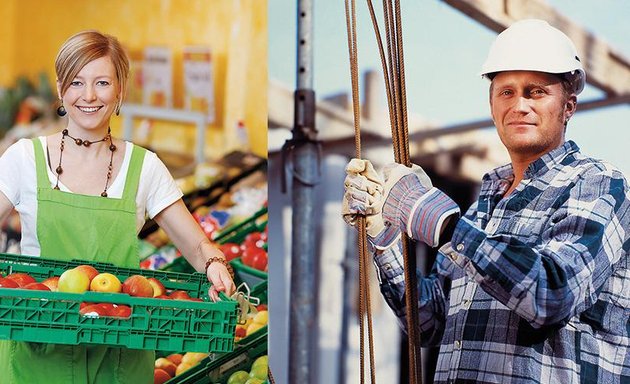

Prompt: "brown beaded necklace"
[54,127,117,197]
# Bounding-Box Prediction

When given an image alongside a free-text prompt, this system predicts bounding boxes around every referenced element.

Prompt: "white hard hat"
[480,19,585,94]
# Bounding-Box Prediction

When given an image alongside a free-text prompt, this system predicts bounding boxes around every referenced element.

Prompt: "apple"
[249,363,267,380]
[74,265,99,283]
[256,304,267,311]
[169,290,191,301]
[90,273,122,293]
[188,297,203,302]
[58,268,90,293]
[166,353,183,366]
[80,304,109,317]
[175,362,193,376]
[147,277,166,297]
[155,294,171,300]
[122,275,154,297]
[227,370,250,384]
[251,355,268,371]
[6,273,36,287]
[23,282,51,291]
[246,321,265,336]
[0,277,19,288]
[253,310,268,325]
[181,352,207,366]
[235,326,247,338]
[110,305,132,318]
[155,357,177,377]
[154,368,171,384]
[41,276,60,291]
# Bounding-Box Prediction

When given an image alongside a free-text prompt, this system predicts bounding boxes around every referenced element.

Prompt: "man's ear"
[565,95,577,121]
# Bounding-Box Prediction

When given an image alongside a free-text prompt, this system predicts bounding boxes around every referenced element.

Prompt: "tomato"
[219,243,242,261]
[250,251,268,271]
[241,246,266,268]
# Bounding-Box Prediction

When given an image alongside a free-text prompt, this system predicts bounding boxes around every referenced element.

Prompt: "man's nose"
[513,96,532,113]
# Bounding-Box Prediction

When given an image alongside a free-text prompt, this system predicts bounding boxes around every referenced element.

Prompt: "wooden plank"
[443,0,630,95]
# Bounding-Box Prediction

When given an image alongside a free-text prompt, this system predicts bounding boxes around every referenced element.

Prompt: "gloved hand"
[342,158,401,250]
[380,163,459,247]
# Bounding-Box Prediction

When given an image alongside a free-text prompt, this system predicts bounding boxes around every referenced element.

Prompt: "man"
[343,19,629,383]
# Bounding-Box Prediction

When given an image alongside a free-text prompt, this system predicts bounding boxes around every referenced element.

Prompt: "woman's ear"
[56,79,63,100]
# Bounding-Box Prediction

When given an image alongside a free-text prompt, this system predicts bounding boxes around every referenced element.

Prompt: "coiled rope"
[344,1,423,383]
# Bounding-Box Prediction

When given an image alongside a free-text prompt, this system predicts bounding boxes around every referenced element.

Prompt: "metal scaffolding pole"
[288,0,321,382]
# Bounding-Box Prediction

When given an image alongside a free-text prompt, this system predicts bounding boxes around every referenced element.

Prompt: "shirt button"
[449,252,458,261]
[454,340,461,349]
[456,243,464,252]
[462,299,470,308]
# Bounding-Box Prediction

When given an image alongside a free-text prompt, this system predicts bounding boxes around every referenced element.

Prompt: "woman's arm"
[154,199,235,300]
[0,192,13,225]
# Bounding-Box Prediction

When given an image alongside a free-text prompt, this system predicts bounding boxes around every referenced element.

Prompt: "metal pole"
[289,0,320,382]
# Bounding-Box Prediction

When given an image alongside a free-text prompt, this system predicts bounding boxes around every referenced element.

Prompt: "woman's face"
[59,55,119,133]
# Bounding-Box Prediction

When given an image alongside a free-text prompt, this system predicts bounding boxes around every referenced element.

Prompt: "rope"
[359,0,424,382]
[345,0,377,382]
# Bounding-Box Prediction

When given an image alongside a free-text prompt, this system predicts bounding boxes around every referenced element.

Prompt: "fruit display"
[0,253,238,353]
[154,280,268,384]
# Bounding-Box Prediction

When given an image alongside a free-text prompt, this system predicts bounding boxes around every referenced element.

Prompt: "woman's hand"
[206,260,236,302]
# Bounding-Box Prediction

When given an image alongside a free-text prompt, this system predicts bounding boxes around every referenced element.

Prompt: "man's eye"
[531,89,545,96]
[500,90,512,96]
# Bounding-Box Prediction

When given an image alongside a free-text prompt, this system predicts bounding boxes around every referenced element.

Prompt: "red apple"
[6,273,36,287]
[74,265,99,283]
[256,303,268,311]
[154,368,171,384]
[155,294,171,300]
[166,353,183,365]
[122,275,154,297]
[90,273,122,293]
[98,303,115,315]
[58,268,90,293]
[188,297,203,302]
[155,357,177,377]
[110,305,132,318]
[80,304,109,317]
[23,282,51,291]
[0,277,19,288]
[41,276,60,291]
[147,277,166,297]
[169,290,191,301]
[235,326,247,338]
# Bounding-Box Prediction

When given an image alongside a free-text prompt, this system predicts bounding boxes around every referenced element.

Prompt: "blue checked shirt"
[374,141,630,383]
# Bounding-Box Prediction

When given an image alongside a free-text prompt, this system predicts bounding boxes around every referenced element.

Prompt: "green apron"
[0,138,154,383]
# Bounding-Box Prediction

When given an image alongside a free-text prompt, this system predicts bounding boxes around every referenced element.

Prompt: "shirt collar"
[481,140,580,192]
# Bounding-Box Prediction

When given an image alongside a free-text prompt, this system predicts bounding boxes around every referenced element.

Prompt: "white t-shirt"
[0,137,183,256]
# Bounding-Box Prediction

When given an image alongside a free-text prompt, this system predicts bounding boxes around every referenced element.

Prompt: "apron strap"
[122,144,146,202]
[32,138,52,190]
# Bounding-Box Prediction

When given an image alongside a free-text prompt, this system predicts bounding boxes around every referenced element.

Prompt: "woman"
[0,30,235,383]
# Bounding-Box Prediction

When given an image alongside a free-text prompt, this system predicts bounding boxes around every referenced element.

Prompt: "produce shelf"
[165,280,268,383]
[0,253,238,353]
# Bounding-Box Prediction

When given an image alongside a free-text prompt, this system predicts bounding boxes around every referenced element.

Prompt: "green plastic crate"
[0,253,238,353]
[165,280,268,383]
[230,258,267,293]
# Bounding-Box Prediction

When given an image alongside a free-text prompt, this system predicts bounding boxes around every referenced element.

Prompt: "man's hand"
[381,163,459,247]
[342,158,400,250]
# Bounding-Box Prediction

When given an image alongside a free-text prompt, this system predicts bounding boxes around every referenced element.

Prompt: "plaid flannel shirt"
[374,141,630,383]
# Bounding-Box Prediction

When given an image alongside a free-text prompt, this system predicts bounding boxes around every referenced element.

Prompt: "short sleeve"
[0,139,29,206]
[140,150,183,219]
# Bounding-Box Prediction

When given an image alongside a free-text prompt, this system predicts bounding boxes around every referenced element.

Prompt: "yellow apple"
[90,273,122,293]
[58,268,90,293]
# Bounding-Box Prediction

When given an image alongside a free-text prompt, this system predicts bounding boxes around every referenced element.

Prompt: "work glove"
[381,163,460,247]
[342,158,401,250]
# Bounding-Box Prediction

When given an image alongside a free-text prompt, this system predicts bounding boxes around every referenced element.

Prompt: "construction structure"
[267,0,629,383]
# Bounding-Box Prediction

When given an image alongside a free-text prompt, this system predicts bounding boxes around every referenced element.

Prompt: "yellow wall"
[0,0,267,158]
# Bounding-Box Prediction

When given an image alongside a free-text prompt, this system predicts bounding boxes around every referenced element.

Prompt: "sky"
[268,0,630,176]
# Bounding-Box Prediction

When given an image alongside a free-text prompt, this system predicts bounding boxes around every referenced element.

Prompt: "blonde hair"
[55,30,129,99]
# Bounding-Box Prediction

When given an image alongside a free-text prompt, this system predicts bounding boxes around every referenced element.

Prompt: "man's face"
[490,71,576,162]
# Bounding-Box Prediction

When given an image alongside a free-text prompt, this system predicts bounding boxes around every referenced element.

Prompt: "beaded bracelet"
[205,257,235,279]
